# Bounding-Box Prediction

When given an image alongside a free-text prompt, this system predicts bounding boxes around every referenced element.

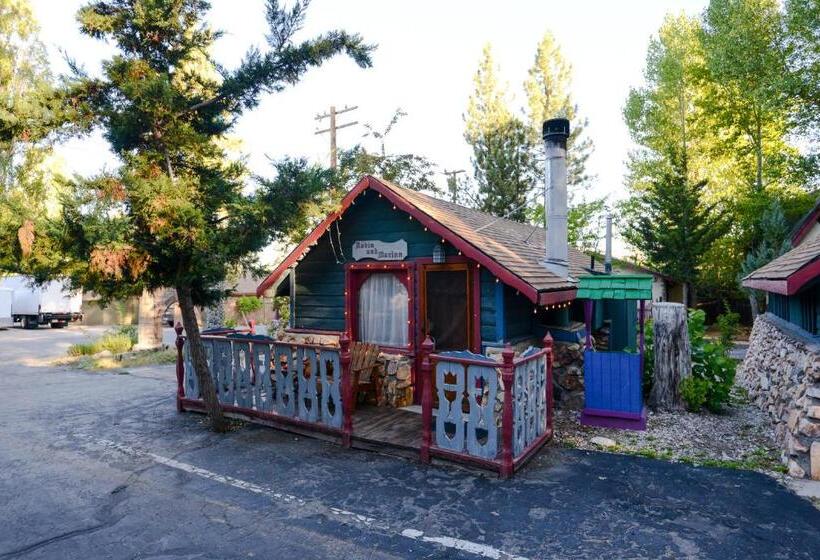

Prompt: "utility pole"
[315,105,358,169]
[442,169,466,202]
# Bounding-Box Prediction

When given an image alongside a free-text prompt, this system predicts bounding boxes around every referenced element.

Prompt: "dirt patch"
[554,398,786,476]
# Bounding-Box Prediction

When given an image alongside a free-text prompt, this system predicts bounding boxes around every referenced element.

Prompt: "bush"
[644,308,736,413]
[684,309,736,412]
[680,376,708,411]
[716,303,740,348]
[68,342,96,356]
[96,333,134,354]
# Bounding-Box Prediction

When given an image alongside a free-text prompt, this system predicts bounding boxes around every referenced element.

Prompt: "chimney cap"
[543,118,570,142]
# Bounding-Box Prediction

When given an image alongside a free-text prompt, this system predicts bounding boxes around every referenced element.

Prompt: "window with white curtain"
[358,273,409,347]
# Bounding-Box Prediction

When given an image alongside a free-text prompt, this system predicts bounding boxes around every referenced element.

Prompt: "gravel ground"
[554,399,786,476]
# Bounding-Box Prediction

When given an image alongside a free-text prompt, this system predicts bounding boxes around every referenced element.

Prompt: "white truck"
[0,275,83,329]
[0,288,12,328]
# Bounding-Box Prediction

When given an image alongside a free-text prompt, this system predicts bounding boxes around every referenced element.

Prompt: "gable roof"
[257,176,658,304]
[791,196,820,246]
[742,236,820,295]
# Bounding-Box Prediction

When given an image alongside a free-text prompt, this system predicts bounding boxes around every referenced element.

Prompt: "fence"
[175,326,354,444]
[419,334,554,478]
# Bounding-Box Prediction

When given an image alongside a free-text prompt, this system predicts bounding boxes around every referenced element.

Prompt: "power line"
[315,105,358,169]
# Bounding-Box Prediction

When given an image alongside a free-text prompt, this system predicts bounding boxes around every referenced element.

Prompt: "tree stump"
[649,302,691,411]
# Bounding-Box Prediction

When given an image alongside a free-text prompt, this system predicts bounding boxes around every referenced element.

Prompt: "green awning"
[576,274,653,300]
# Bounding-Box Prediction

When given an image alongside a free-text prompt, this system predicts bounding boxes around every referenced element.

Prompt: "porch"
[174,327,555,477]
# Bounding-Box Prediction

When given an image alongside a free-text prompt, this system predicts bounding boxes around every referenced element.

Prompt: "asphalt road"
[1,326,818,559]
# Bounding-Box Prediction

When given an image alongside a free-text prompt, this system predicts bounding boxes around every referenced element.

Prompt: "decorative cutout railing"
[513,347,550,456]
[420,334,554,478]
[176,328,351,439]
[432,352,499,460]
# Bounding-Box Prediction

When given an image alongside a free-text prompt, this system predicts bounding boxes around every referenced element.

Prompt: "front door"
[421,264,471,352]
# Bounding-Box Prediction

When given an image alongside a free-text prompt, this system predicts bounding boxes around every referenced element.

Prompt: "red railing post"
[543,332,554,434]
[419,335,435,464]
[340,331,353,448]
[175,322,185,412]
[500,343,515,478]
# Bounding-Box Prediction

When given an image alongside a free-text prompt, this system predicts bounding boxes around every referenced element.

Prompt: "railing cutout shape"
[180,331,345,430]
[421,333,554,477]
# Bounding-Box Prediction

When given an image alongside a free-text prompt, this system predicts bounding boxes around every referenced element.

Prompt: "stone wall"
[738,313,820,480]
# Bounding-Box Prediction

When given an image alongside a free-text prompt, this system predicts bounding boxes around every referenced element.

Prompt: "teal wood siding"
[766,282,819,336]
[504,285,534,340]
[480,269,499,343]
[293,233,345,331]
[293,192,452,331]
[606,300,637,351]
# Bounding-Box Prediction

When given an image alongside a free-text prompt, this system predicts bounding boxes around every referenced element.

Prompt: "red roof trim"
[258,176,549,303]
[791,201,820,246]
[741,258,820,295]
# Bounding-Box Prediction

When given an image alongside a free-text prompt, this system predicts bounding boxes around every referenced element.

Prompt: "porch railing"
[419,333,554,478]
[175,325,353,444]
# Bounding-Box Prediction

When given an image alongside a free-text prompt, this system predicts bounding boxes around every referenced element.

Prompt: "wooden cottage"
[175,119,652,475]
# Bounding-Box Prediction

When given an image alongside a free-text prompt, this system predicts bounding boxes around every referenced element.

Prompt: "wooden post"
[543,332,554,432]
[500,343,515,478]
[583,300,593,350]
[174,322,185,412]
[638,300,645,376]
[419,335,435,464]
[340,331,353,447]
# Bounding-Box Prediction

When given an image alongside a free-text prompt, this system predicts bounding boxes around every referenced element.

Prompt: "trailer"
[0,288,12,328]
[0,276,83,329]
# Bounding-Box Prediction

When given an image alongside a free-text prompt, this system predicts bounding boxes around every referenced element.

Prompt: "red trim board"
[257,176,562,304]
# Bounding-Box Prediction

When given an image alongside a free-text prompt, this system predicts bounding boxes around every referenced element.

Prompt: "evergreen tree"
[464,44,535,222]
[34,0,372,431]
[738,200,792,317]
[0,0,63,272]
[622,153,729,307]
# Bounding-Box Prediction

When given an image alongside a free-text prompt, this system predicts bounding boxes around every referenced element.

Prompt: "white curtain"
[358,273,409,347]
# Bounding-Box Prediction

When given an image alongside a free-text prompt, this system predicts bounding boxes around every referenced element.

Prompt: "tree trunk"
[748,291,759,319]
[648,303,691,411]
[177,285,228,432]
[135,288,164,350]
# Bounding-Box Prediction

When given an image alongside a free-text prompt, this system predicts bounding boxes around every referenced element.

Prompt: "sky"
[30,0,709,259]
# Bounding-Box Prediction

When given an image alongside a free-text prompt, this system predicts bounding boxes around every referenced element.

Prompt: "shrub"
[68,342,96,356]
[96,333,134,355]
[683,309,736,412]
[680,376,708,411]
[716,304,740,349]
[644,307,736,413]
[112,324,138,346]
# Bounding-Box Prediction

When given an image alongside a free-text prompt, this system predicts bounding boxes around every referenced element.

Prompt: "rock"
[788,459,806,478]
[788,433,808,455]
[798,418,820,438]
[811,442,820,481]
[808,406,820,420]
[590,436,617,449]
[95,350,114,358]
[807,386,820,400]
[787,410,800,432]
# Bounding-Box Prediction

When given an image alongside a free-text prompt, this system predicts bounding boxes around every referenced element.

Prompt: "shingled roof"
[742,236,820,295]
[258,176,652,304]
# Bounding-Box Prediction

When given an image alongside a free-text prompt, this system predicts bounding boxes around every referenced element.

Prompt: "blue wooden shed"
[577,274,653,430]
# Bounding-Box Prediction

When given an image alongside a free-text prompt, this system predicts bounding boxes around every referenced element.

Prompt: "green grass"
[72,348,177,371]
[67,327,138,357]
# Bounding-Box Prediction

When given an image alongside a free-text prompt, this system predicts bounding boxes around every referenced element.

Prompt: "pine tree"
[622,152,729,307]
[524,32,594,191]
[34,0,372,431]
[464,44,535,222]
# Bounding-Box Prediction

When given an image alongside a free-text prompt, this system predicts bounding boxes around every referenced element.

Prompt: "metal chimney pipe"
[543,118,570,278]
[605,213,613,274]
